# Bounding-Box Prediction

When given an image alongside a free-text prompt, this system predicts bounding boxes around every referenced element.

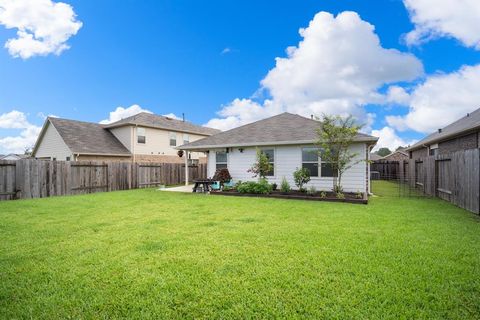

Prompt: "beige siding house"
[32,113,220,163]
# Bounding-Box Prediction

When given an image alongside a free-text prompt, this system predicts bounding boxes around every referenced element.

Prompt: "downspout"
[367,144,374,195]
[133,125,137,162]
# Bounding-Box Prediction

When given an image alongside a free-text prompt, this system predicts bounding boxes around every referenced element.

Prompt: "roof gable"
[180,112,378,150]
[104,112,220,136]
[44,118,131,156]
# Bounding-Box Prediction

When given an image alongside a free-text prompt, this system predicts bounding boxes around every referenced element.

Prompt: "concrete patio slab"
[160,185,194,193]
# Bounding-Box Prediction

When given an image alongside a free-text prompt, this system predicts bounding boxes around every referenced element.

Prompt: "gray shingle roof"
[104,112,220,136]
[407,107,480,151]
[49,118,131,155]
[179,112,378,150]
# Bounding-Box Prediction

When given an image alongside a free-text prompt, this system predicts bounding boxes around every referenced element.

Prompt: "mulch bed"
[210,190,368,204]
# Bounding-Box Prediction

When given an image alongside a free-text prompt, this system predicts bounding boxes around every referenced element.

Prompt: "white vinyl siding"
[206,143,367,192]
[34,122,72,160]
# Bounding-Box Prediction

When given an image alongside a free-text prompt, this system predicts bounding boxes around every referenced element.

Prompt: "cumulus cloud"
[206,11,423,130]
[0,110,41,153]
[0,0,82,59]
[99,104,152,124]
[371,126,417,151]
[403,0,480,49]
[387,64,480,133]
[386,85,411,105]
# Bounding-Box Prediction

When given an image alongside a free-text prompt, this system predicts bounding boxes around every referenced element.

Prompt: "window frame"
[260,148,275,177]
[301,147,337,178]
[215,151,228,170]
[169,132,177,147]
[137,127,146,144]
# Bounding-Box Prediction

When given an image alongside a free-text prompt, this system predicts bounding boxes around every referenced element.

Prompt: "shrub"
[271,183,278,191]
[237,178,272,194]
[212,168,232,184]
[320,191,327,199]
[247,148,273,179]
[293,167,311,192]
[307,186,316,196]
[355,191,364,199]
[280,177,291,193]
[336,192,345,199]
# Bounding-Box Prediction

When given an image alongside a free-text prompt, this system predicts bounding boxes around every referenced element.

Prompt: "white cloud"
[221,47,232,55]
[387,64,480,133]
[371,126,417,151]
[206,11,423,130]
[0,0,82,59]
[0,110,41,153]
[99,104,152,124]
[403,0,480,49]
[386,85,411,105]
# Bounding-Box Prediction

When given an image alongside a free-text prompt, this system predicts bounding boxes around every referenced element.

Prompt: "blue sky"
[1,0,480,154]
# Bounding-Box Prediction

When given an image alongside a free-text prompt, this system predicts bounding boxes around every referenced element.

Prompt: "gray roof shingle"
[179,112,378,150]
[407,107,480,151]
[104,112,220,136]
[49,118,131,155]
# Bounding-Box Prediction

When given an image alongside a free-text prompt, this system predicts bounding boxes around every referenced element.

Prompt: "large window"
[169,132,177,146]
[183,134,190,145]
[302,147,319,177]
[301,147,336,178]
[261,149,275,176]
[137,127,146,144]
[216,151,228,170]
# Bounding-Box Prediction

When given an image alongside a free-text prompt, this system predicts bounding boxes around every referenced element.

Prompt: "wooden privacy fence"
[407,149,480,214]
[370,161,401,180]
[0,159,207,201]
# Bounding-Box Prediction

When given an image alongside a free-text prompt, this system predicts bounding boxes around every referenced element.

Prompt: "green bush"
[236,178,272,194]
[293,167,311,192]
[307,186,317,195]
[280,177,291,193]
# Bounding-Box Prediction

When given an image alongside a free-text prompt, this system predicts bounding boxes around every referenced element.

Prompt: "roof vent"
[467,113,470,117]
[438,128,442,133]
[165,117,173,120]
[310,114,314,120]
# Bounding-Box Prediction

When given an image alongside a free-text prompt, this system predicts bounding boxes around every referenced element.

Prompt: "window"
[169,132,176,146]
[301,147,337,178]
[137,127,146,144]
[261,149,275,176]
[66,156,71,161]
[216,151,228,169]
[429,148,437,156]
[183,134,190,145]
[302,147,319,177]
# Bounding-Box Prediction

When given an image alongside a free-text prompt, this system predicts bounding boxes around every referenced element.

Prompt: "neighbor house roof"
[179,112,378,150]
[0,154,29,160]
[104,112,220,136]
[407,107,480,151]
[369,153,382,161]
[34,117,132,156]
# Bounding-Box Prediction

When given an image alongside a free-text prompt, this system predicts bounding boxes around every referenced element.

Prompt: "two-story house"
[32,112,220,163]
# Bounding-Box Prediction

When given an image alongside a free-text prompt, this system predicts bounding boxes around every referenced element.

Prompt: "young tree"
[316,114,363,193]
[248,148,273,180]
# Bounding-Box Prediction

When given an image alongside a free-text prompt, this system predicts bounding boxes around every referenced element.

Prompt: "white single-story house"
[179,113,378,193]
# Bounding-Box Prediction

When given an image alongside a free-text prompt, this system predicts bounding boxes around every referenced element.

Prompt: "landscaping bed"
[210,189,368,204]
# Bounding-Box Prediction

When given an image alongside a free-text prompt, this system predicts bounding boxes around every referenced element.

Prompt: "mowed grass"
[1,181,480,319]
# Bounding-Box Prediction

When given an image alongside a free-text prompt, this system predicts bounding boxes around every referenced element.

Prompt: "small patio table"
[192,179,215,193]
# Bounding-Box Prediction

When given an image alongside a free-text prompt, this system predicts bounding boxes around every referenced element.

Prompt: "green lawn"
[1,181,480,319]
